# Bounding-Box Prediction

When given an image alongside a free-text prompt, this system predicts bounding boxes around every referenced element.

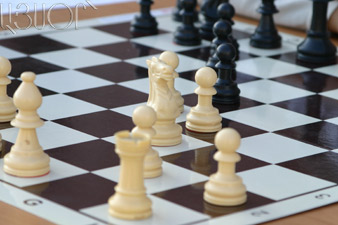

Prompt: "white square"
[0,158,88,187]
[111,102,191,123]
[238,133,328,164]
[1,121,98,150]
[157,16,181,32]
[103,134,213,157]
[31,48,120,69]
[35,70,114,93]
[236,57,310,79]
[315,64,338,78]
[238,165,335,201]
[238,80,314,104]
[118,77,197,96]
[221,105,320,132]
[320,89,338,101]
[0,45,26,59]
[125,53,206,73]
[39,94,106,120]
[131,33,209,52]
[93,162,208,194]
[238,38,296,57]
[325,117,338,126]
[42,28,126,47]
[81,195,209,225]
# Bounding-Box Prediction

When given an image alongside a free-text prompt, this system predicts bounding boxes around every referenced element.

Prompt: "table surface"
[0,1,338,225]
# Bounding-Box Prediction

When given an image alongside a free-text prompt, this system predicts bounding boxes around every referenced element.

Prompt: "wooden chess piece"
[130,0,158,36]
[186,67,222,133]
[0,57,16,122]
[159,51,184,113]
[3,72,50,177]
[204,128,247,206]
[132,105,163,178]
[108,131,152,220]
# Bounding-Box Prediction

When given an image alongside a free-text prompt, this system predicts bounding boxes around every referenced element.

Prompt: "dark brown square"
[276,121,338,150]
[8,79,57,97]
[66,85,148,108]
[53,110,134,138]
[47,140,118,171]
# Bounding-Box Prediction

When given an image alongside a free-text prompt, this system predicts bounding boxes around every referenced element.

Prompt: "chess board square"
[38,94,106,120]
[238,133,328,164]
[153,182,274,218]
[77,62,148,83]
[221,105,319,132]
[8,79,57,97]
[0,158,88,188]
[66,85,148,108]
[236,57,310,79]
[0,35,72,54]
[161,146,269,176]
[103,134,213,157]
[54,110,134,138]
[278,152,338,184]
[23,173,117,210]
[111,102,191,123]
[118,77,198,96]
[42,28,126,47]
[125,53,206,73]
[315,64,338,78]
[238,38,296,57]
[47,140,118,171]
[177,46,211,61]
[131,33,210,52]
[273,95,338,120]
[221,119,268,138]
[238,165,335,201]
[270,52,338,69]
[232,29,252,40]
[31,48,120,69]
[34,70,113,93]
[326,117,338,126]
[320,89,338,101]
[276,121,338,150]
[93,162,208,194]
[157,15,180,32]
[271,71,338,93]
[9,57,66,78]
[88,41,163,60]
[1,121,97,150]
[0,45,26,59]
[81,195,209,225]
[238,80,314,104]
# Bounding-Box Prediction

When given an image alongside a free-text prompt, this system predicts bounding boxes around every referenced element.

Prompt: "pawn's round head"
[217,43,236,63]
[195,67,217,88]
[159,51,179,70]
[0,57,12,77]
[213,20,231,38]
[217,2,235,19]
[214,128,241,153]
[21,71,36,82]
[132,105,157,128]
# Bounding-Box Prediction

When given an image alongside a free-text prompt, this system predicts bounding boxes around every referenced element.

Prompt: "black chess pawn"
[199,0,227,41]
[250,0,281,49]
[206,19,232,70]
[297,0,337,63]
[172,0,199,22]
[213,43,240,105]
[174,0,201,46]
[130,0,158,36]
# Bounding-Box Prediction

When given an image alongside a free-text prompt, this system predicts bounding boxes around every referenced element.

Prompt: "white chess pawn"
[132,105,162,178]
[186,67,222,133]
[159,51,184,113]
[204,128,247,206]
[3,72,50,177]
[108,131,152,220]
[0,57,16,122]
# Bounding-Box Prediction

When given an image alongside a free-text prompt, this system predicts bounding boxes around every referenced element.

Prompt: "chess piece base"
[186,108,222,133]
[204,174,247,206]
[0,97,16,122]
[144,149,162,178]
[152,122,182,146]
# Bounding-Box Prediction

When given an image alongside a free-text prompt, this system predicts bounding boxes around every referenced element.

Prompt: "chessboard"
[0,7,338,225]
